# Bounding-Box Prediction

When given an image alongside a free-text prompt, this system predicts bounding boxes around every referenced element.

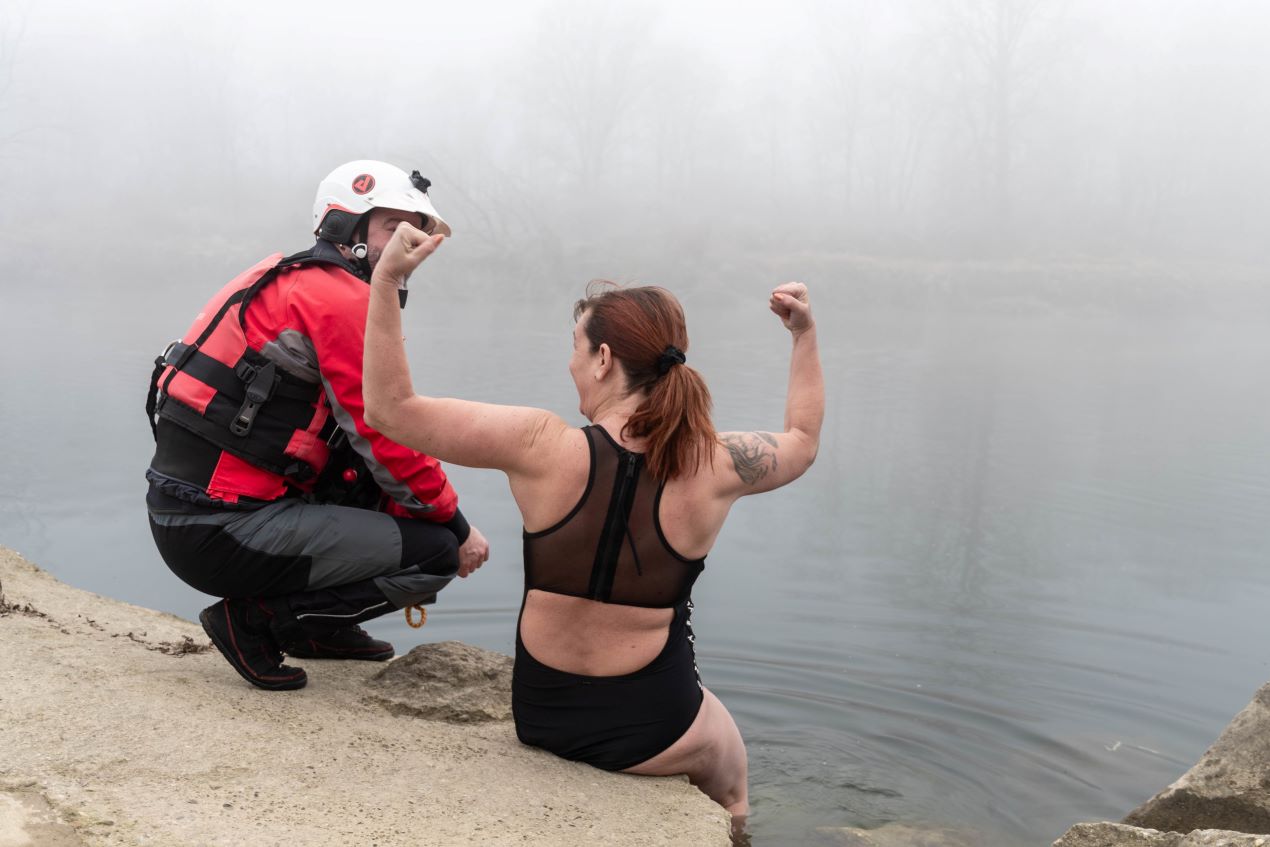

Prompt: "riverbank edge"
[0,547,729,846]
[1053,682,1270,846]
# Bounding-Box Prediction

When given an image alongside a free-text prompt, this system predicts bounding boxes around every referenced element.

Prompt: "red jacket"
[149,243,458,523]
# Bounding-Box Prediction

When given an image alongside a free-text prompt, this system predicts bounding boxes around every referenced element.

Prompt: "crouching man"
[144,160,488,690]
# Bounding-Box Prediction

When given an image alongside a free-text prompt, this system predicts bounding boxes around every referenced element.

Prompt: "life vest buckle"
[230,404,259,437]
[234,359,261,386]
[230,360,278,437]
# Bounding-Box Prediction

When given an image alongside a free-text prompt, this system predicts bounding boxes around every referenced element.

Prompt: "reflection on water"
[3,261,1270,846]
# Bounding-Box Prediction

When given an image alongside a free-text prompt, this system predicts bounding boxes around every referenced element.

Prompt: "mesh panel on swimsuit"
[523,425,704,608]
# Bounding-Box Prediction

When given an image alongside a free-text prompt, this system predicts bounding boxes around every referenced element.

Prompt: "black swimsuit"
[512,425,706,771]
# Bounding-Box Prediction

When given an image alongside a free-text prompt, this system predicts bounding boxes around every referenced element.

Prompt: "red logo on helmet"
[351,174,376,195]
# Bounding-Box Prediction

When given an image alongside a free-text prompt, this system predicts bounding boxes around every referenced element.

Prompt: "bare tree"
[639,42,721,195]
[523,2,656,191]
[940,0,1070,247]
[0,3,31,150]
[807,0,885,223]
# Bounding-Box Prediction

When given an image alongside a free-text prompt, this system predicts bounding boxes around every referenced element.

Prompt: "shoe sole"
[285,647,395,662]
[199,606,308,691]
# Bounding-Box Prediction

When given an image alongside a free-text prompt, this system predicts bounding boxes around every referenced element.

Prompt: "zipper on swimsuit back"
[588,449,641,602]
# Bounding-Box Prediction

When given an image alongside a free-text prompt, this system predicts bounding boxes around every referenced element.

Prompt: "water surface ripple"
[3,269,1269,846]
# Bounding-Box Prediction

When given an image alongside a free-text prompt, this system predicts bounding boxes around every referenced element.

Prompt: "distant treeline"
[4,0,1267,266]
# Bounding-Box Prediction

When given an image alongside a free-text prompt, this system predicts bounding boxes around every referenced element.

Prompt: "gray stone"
[814,822,982,846]
[1053,822,1269,847]
[366,640,513,723]
[1123,684,1270,834]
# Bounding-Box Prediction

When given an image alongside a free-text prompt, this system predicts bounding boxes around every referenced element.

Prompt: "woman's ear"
[596,342,613,381]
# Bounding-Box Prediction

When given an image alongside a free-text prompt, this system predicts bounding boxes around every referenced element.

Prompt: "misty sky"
[1,0,1268,267]
[1,9,1268,841]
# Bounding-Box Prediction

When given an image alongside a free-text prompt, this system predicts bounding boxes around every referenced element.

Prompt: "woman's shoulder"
[514,422,596,532]
[520,418,592,476]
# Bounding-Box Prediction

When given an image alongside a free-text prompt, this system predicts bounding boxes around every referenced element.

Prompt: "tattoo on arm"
[722,432,779,485]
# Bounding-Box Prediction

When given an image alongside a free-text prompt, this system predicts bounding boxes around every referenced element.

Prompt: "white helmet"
[312,160,452,246]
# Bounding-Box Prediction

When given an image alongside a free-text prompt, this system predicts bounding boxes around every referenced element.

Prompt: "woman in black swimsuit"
[363,224,823,825]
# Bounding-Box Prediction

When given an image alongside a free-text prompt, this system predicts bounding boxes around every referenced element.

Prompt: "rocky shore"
[1052,681,1270,847]
[5,541,1264,847]
[0,547,728,846]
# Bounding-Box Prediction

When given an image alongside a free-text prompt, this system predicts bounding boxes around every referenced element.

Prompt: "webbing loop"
[404,605,427,629]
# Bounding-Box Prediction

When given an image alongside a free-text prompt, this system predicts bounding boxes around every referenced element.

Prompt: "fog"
[3,4,1270,843]
[2,0,1268,279]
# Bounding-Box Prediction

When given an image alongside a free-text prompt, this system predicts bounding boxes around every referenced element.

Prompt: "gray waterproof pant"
[147,484,460,635]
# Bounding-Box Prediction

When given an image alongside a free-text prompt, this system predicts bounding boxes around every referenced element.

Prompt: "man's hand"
[769,281,813,335]
[373,222,444,290]
[457,525,490,578]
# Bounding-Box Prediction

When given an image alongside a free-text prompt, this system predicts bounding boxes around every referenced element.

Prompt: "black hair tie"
[657,346,686,375]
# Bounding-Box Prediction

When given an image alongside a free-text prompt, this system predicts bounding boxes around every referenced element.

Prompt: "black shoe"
[199,599,308,691]
[282,626,395,662]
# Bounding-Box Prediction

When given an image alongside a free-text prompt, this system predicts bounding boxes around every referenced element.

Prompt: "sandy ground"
[0,547,729,847]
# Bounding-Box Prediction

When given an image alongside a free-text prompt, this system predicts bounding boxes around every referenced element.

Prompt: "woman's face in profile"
[569,314,596,418]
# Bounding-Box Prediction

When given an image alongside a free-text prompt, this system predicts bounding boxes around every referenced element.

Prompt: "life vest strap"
[146,349,169,438]
[157,343,316,403]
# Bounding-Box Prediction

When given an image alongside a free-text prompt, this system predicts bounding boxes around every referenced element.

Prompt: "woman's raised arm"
[715,282,824,497]
[362,222,569,475]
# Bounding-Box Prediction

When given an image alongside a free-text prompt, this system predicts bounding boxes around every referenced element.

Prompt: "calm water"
[2,255,1268,846]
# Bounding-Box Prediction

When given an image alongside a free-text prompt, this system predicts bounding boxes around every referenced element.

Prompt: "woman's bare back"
[513,422,729,677]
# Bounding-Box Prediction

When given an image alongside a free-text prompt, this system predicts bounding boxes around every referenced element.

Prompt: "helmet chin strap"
[346,213,403,307]
[347,215,373,279]
[336,239,400,305]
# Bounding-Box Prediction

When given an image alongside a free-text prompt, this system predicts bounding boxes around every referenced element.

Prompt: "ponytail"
[625,359,715,481]
[574,281,715,481]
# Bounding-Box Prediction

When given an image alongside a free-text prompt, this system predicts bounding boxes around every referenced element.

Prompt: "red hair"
[574,281,715,481]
